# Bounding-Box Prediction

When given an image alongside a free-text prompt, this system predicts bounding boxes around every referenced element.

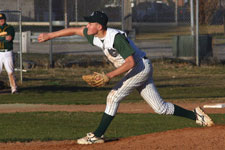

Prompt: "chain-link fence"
[198,0,225,61]
[0,0,224,66]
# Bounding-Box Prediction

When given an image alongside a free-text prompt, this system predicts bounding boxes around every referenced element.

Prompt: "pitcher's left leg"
[138,79,174,115]
[138,79,214,126]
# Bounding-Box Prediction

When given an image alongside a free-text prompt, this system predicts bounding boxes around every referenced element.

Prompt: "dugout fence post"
[195,0,199,66]
[224,12,225,35]
[190,0,194,36]
[175,0,178,25]
[19,10,22,83]
[49,0,53,68]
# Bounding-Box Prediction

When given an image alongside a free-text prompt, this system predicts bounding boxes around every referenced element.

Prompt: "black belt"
[0,49,11,52]
[143,56,148,59]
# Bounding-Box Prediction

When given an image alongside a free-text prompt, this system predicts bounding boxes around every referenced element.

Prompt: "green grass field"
[0,57,225,142]
[1,57,225,104]
[0,112,224,142]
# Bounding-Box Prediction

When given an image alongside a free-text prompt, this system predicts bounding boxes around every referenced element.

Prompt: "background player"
[0,13,17,94]
[38,11,214,144]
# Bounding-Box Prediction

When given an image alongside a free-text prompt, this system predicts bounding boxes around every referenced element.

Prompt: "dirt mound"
[0,125,224,150]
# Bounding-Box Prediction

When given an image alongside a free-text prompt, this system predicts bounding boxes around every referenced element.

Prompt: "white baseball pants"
[0,51,17,91]
[105,58,175,116]
[0,51,14,74]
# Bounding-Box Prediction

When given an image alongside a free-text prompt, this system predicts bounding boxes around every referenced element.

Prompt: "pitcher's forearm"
[49,27,85,39]
[106,56,135,79]
[38,26,85,42]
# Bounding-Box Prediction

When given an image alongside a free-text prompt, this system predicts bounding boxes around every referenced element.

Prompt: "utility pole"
[122,0,132,32]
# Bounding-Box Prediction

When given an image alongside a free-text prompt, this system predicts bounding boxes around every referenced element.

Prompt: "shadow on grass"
[0,138,33,143]
[105,137,119,143]
[19,85,111,93]
[154,76,199,82]
[156,84,201,88]
[0,89,11,94]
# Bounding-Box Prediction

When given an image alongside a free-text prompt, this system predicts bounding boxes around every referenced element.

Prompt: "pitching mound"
[0,125,224,150]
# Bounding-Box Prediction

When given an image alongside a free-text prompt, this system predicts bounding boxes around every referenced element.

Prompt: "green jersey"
[0,23,15,50]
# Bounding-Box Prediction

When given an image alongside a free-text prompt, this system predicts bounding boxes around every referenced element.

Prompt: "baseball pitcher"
[38,11,214,144]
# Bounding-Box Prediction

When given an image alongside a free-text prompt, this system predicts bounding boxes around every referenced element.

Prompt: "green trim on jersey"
[114,33,135,59]
[0,36,6,41]
[83,28,135,59]
[83,28,94,45]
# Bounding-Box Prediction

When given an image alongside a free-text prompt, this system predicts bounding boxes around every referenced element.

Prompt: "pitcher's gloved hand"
[82,72,110,87]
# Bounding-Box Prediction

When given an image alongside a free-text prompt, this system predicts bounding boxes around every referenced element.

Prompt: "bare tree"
[199,0,219,24]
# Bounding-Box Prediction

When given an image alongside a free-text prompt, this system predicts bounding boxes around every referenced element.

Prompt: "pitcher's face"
[86,22,101,35]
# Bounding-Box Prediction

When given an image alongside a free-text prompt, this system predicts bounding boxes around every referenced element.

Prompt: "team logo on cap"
[91,12,95,16]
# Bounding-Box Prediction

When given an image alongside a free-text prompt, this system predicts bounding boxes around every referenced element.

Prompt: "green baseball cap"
[84,11,108,27]
[0,13,6,20]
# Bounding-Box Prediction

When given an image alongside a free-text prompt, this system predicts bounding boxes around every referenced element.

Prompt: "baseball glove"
[82,72,110,87]
[0,32,7,36]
